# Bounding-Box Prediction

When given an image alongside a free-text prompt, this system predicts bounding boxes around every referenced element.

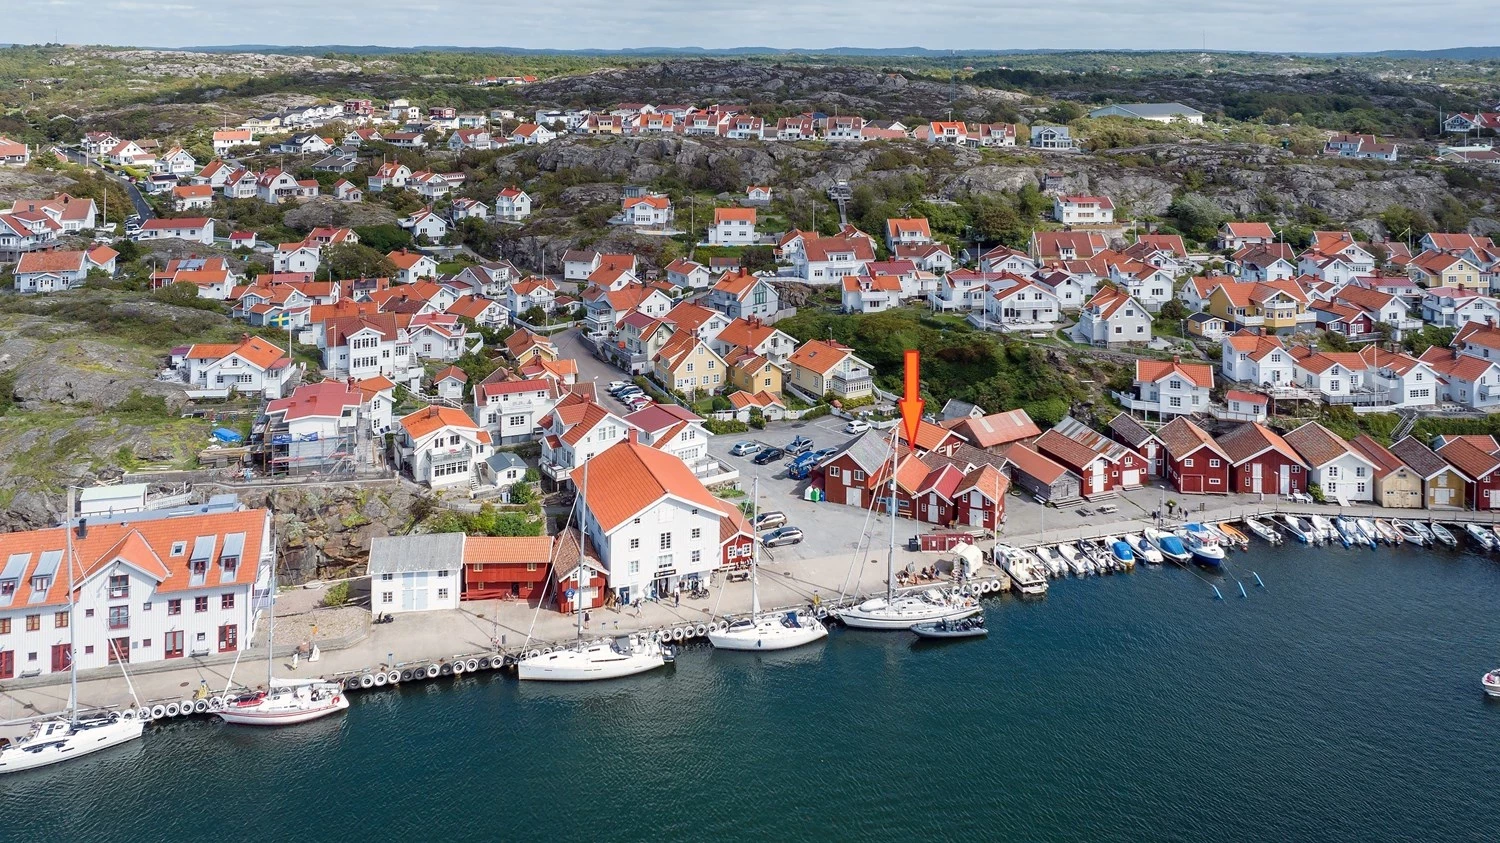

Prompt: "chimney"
[1172,355,1180,364]
[75,519,87,540]
[628,428,639,446]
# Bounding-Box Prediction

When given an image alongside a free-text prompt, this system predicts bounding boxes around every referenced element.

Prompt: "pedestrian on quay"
[673,589,680,608]
[584,610,591,629]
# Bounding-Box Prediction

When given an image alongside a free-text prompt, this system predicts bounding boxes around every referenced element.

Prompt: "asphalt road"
[56,145,155,221]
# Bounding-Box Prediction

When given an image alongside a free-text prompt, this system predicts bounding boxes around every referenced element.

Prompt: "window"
[0,618,8,635]
[1327,466,1339,478]
[691,528,701,540]
[381,573,393,581]
[1356,482,1367,494]
[54,611,68,629]
[660,532,672,550]
[168,599,181,616]
[437,588,450,600]
[221,594,235,610]
[1169,396,1183,408]
[107,606,129,630]
[194,596,209,613]
[628,560,639,575]
[25,614,40,632]
[691,550,702,565]
[829,466,841,477]
[629,538,640,550]
[1209,477,1221,485]
[853,470,865,482]
[1183,458,1194,468]
[1209,459,1221,468]
[381,591,394,604]
[218,624,238,653]
[171,541,187,556]
[437,570,449,579]
[108,574,129,599]
[1354,467,1366,478]
[657,554,673,570]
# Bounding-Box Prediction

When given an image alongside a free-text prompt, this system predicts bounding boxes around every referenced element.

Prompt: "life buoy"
[373,672,388,687]
[426,664,440,679]
[151,704,167,720]
[672,626,685,641]
[465,658,480,672]
[387,671,401,685]
[164,702,180,718]
[400,669,414,682]
[193,699,209,714]
[439,663,453,676]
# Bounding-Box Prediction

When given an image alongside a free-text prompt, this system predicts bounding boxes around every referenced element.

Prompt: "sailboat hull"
[708,618,828,651]
[217,694,349,726]
[0,713,144,774]
[837,597,981,630]
[518,642,666,681]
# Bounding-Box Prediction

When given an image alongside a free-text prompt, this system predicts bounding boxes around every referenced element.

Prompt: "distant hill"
[1366,46,1500,60]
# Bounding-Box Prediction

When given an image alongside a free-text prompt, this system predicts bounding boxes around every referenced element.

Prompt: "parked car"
[811,447,838,462]
[761,526,805,548]
[610,385,642,398]
[843,420,871,434]
[754,510,787,530]
[626,396,653,410]
[786,435,813,456]
[729,441,763,457]
[607,381,632,393]
[614,388,645,401]
[752,446,785,465]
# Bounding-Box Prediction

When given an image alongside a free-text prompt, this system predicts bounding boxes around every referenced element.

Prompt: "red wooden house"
[1107,412,1166,476]
[462,535,553,601]
[820,432,894,510]
[1157,417,1231,494]
[716,499,755,568]
[953,464,1009,530]
[549,527,607,613]
[1215,422,1308,497]
[1435,438,1500,510]
[1043,416,1150,495]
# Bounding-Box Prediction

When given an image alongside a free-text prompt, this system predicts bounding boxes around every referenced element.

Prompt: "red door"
[50,643,71,673]
[1182,474,1204,493]
[0,650,12,679]
[107,637,130,664]
[164,630,184,659]
[218,624,238,653]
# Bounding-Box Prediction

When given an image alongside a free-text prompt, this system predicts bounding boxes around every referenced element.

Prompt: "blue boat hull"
[1190,548,1224,568]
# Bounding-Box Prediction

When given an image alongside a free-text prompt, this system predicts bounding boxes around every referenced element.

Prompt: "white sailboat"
[709,479,827,651]
[0,490,144,774]
[217,541,348,726]
[518,460,670,681]
[836,432,980,631]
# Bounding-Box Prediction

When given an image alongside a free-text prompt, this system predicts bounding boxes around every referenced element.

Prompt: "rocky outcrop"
[250,484,425,584]
[282,196,401,231]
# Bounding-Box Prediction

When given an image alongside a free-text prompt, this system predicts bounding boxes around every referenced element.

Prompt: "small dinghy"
[1392,519,1426,546]
[1355,518,1380,546]
[1413,521,1435,545]
[1374,519,1400,544]
[1243,518,1282,545]
[911,614,988,640]
[1217,523,1250,550]
[1334,517,1368,548]
[1430,522,1458,548]
[1280,514,1312,544]
[1484,669,1500,699]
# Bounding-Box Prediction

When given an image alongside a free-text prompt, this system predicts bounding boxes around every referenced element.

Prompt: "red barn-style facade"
[462,535,553,601]
[1158,417,1231,494]
[1215,422,1308,497]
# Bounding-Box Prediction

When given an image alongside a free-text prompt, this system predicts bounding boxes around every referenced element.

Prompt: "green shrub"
[705,419,750,435]
[322,581,350,607]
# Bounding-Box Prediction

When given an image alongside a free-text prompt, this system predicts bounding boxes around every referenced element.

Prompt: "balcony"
[830,373,872,397]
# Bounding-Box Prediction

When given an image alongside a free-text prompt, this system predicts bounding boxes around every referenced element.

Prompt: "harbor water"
[7,539,1500,842]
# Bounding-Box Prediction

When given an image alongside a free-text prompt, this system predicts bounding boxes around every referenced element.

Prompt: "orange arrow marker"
[898,349,924,447]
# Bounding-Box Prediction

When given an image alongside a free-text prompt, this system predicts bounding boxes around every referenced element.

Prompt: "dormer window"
[31,575,51,594]
[0,580,13,597]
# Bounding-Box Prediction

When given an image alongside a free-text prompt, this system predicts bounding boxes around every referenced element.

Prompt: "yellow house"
[1407,251,1485,291]
[1351,435,1423,509]
[503,327,557,363]
[1207,280,1311,334]
[726,350,783,397]
[787,339,873,401]
[652,333,727,396]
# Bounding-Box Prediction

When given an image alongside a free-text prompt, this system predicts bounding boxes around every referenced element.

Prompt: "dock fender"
[358,674,375,689]
[373,672,388,687]
[465,658,480,672]
[400,670,414,682]
[695,623,708,637]
[193,699,210,714]
[164,702,180,718]
[426,664,441,679]
[452,660,466,674]
[672,626,686,641]
[478,658,491,670]
[815,606,829,620]
[152,704,167,720]
[439,663,453,676]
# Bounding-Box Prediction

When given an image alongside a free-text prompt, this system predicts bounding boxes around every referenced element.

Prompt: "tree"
[354,224,412,253]
[1377,204,1431,242]
[740,245,777,274]
[522,305,546,325]
[1166,193,1229,243]
[324,242,397,281]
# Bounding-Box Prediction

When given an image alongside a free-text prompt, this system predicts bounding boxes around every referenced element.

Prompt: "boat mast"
[65,486,78,723]
[887,429,898,602]
[750,477,761,619]
[576,458,587,641]
[266,537,277,689]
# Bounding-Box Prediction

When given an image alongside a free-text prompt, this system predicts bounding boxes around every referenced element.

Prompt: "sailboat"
[0,490,145,774]
[218,540,348,726]
[709,480,828,651]
[518,460,670,681]
[835,432,980,630]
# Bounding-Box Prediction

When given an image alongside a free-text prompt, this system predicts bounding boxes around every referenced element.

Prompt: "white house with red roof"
[273,242,321,275]
[261,381,366,472]
[397,405,493,488]
[475,372,563,444]
[794,233,876,283]
[9,194,97,232]
[135,217,214,245]
[509,123,557,145]
[508,277,559,316]
[368,161,412,192]
[1074,285,1152,347]
[0,506,273,677]
[399,207,448,242]
[1053,195,1115,225]
[705,268,780,321]
[155,147,198,178]
[538,397,633,486]
[494,186,532,221]
[624,403,713,468]
[1117,357,1214,419]
[619,193,673,228]
[0,135,30,166]
[182,335,296,398]
[387,249,438,285]
[433,366,468,402]
[884,218,933,252]
[12,247,117,293]
[708,207,757,245]
[665,258,712,290]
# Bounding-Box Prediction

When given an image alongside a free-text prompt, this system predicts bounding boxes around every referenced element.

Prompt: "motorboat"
[1126,533,1163,564]
[1106,537,1135,567]
[837,588,982,630]
[1430,522,1458,548]
[710,479,829,652]
[1484,669,1500,699]
[1332,517,1362,548]
[911,614,988,640]
[1179,525,1225,567]
[1280,514,1312,544]
[1355,518,1381,546]
[1392,519,1426,546]
[1183,523,1219,547]
[1489,525,1500,545]
[1310,515,1340,545]
[1081,540,1115,574]
[1242,518,1282,545]
[994,545,1048,596]
[1464,522,1497,551]
[217,679,350,726]
[709,611,828,651]
[519,635,669,681]
[1374,519,1401,544]
[1202,523,1236,550]
[1413,521,1436,545]
[0,710,144,774]
[1055,543,1087,577]
[1217,523,1251,550]
[1145,528,1191,564]
[1032,545,1066,578]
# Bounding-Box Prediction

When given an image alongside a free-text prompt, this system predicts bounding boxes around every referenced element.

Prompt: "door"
[51,643,72,673]
[1434,486,1452,507]
[1122,470,1140,487]
[108,637,130,664]
[0,650,11,680]
[1251,462,1263,494]
[164,630,184,659]
[1183,475,1204,493]
[1279,465,1291,496]
[969,507,986,528]
[218,624,238,653]
[1090,462,1105,495]
[848,488,862,509]
[1489,489,1500,510]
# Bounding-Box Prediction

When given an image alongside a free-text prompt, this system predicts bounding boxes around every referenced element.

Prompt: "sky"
[3,0,1498,53]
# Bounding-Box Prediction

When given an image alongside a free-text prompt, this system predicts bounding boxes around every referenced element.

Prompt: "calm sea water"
[7,540,1500,842]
